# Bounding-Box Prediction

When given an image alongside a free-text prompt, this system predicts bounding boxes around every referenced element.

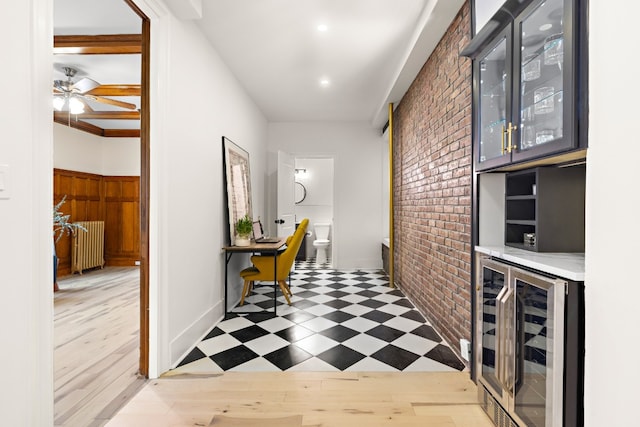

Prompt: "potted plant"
[53,196,85,290]
[235,214,253,246]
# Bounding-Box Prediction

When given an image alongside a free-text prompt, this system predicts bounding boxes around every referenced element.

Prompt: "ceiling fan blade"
[82,101,95,113]
[53,80,68,92]
[72,77,100,94]
[85,95,137,110]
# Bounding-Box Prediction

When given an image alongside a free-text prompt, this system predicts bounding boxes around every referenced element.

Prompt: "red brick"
[392,3,472,356]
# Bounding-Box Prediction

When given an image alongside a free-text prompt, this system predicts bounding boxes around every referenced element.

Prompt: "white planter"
[235,235,251,247]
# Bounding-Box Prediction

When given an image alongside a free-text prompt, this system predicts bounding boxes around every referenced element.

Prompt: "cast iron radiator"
[72,221,105,274]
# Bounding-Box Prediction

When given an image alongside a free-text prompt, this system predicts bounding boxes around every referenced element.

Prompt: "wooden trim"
[105,258,139,267]
[53,114,103,136]
[57,111,140,120]
[86,85,141,96]
[54,34,142,54]
[133,2,151,379]
[103,129,141,138]
[54,113,140,138]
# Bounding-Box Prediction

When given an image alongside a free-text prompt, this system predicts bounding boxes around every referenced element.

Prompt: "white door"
[276,151,295,238]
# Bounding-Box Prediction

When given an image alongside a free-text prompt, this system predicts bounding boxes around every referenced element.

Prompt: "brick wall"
[393,3,473,355]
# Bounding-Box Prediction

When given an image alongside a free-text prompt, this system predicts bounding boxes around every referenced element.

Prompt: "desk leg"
[273,250,278,316]
[225,252,233,319]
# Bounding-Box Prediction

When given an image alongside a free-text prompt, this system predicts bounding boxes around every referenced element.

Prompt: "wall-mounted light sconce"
[295,168,307,177]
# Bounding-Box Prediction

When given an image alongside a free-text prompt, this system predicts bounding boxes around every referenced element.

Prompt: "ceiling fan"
[52,66,137,114]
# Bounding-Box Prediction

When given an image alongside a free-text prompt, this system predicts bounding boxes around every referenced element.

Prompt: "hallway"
[172,261,466,373]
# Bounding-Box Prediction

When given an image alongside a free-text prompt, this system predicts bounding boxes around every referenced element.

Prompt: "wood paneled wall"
[54,168,140,276]
[104,176,140,267]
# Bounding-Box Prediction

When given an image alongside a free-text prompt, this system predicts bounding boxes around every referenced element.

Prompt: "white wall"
[584,1,640,425]
[473,0,504,34]
[53,123,141,176]
[150,9,268,370]
[268,122,383,270]
[0,0,54,424]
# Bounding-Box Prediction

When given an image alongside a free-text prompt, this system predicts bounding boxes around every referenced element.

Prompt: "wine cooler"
[475,257,583,427]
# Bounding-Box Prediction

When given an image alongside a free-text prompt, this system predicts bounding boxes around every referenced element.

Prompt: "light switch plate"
[0,164,11,200]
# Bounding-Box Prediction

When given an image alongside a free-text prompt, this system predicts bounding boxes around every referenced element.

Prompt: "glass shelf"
[482,118,507,132]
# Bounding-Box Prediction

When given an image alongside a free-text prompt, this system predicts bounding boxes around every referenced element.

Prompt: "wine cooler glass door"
[512,269,566,427]
[478,259,512,404]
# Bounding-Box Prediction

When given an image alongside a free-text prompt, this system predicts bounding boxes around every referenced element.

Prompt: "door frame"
[127,0,171,378]
[293,156,336,267]
[125,0,150,377]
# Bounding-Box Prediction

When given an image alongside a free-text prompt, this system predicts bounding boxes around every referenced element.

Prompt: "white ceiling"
[54,0,465,130]
[197,0,426,124]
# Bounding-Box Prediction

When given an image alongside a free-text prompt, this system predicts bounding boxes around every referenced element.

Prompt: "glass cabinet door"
[477,33,510,168]
[513,0,573,161]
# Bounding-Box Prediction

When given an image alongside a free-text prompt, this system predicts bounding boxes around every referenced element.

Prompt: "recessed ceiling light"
[317,24,328,32]
[319,78,330,87]
[539,23,553,31]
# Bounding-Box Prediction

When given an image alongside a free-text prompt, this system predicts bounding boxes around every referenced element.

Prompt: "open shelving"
[505,165,585,252]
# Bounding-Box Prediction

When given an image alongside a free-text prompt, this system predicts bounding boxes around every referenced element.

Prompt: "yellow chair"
[239,218,309,306]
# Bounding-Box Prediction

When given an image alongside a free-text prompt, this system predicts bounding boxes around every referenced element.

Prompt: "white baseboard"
[169,301,224,368]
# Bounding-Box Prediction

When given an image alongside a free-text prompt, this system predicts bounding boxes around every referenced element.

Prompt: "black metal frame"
[223,244,282,319]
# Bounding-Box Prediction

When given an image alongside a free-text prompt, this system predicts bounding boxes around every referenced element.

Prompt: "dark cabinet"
[463,0,588,171]
[505,165,585,252]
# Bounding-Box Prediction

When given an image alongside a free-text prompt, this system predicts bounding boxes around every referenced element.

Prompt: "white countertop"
[475,245,585,281]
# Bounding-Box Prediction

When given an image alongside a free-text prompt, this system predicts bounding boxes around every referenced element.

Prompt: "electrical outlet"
[134,260,141,266]
[459,338,471,362]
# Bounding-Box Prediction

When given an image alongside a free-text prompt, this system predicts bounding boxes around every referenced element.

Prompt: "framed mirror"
[222,136,252,245]
[295,182,306,204]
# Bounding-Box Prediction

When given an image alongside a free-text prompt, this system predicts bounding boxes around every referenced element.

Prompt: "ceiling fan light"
[52,97,65,111]
[69,97,85,114]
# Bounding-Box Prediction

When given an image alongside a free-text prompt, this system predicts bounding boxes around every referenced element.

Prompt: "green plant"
[53,196,86,243]
[235,214,253,237]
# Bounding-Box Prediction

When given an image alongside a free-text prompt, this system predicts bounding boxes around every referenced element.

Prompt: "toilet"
[312,223,331,264]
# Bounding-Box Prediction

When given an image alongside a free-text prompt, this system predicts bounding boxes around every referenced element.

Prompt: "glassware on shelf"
[522,54,541,81]
[534,86,555,114]
[536,129,555,145]
[544,33,564,66]
[522,125,535,149]
[521,105,534,122]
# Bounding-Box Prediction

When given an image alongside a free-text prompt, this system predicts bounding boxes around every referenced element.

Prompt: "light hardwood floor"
[105,371,493,427]
[54,267,146,427]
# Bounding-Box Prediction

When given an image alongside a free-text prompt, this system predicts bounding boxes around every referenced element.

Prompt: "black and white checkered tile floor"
[173,260,466,373]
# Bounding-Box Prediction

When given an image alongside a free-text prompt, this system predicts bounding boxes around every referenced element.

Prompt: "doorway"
[294,158,334,267]
[52,0,150,423]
